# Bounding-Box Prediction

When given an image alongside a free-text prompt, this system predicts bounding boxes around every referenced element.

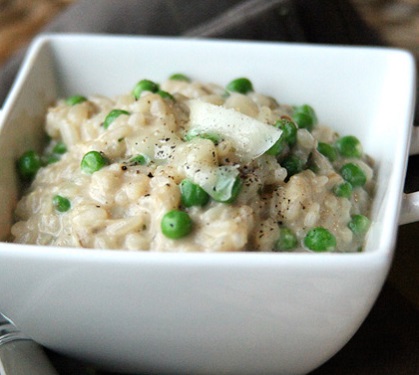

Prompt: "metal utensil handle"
[0,315,59,375]
[0,340,59,375]
[400,126,419,225]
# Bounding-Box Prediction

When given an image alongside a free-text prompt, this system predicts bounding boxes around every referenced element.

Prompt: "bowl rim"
[0,33,416,264]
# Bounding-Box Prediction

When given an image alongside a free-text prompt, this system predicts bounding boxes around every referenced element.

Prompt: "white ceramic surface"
[0,34,416,375]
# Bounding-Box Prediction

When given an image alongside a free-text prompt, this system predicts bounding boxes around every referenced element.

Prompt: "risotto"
[11,75,375,252]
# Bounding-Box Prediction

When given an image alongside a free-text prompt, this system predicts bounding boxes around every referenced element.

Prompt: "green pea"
[340,163,367,187]
[292,104,317,131]
[333,182,353,198]
[282,154,304,177]
[266,119,298,156]
[304,227,336,252]
[335,135,363,158]
[308,159,320,174]
[129,154,150,166]
[65,95,87,106]
[81,151,108,174]
[213,176,242,204]
[52,141,67,155]
[52,195,71,213]
[221,90,231,99]
[157,90,175,100]
[180,179,210,207]
[274,227,298,251]
[132,79,159,99]
[348,214,371,235]
[17,150,42,181]
[103,109,130,130]
[45,155,60,165]
[161,209,193,239]
[184,129,221,145]
[265,137,286,156]
[42,141,67,166]
[169,73,191,82]
[226,78,253,94]
[278,118,298,146]
[317,142,338,162]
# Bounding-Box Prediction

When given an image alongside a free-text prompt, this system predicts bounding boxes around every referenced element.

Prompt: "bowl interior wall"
[0,35,415,253]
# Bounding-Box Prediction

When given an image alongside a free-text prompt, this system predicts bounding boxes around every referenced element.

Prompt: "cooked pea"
[52,141,67,155]
[274,227,298,251]
[103,109,130,129]
[52,195,71,213]
[335,135,363,158]
[130,154,149,166]
[278,118,298,146]
[161,209,193,239]
[317,142,338,162]
[308,159,320,174]
[17,150,42,181]
[282,154,304,177]
[213,176,242,204]
[65,95,87,106]
[265,137,286,156]
[227,177,242,203]
[180,179,210,207]
[333,182,352,198]
[81,151,108,174]
[226,78,253,94]
[340,163,367,187]
[132,79,159,99]
[157,90,174,100]
[184,129,221,145]
[169,73,191,82]
[266,119,298,156]
[221,90,231,99]
[304,227,336,252]
[42,141,67,166]
[292,104,317,131]
[348,214,371,235]
[45,155,60,165]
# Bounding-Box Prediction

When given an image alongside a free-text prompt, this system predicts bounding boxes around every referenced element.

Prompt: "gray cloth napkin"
[0,0,383,107]
[0,1,417,375]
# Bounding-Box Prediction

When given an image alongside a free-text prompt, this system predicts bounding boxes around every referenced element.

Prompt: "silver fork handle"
[0,316,58,375]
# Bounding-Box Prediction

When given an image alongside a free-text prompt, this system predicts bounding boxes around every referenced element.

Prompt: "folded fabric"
[0,0,382,106]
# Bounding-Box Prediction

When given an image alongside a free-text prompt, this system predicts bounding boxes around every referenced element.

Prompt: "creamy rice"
[11,76,375,252]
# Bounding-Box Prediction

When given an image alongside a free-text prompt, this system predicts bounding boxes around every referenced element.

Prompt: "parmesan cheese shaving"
[188,100,282,161]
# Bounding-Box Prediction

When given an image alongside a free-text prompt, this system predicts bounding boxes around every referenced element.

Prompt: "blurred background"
[0,0,73,65]
[0,1,417,374]
[353,0,419,64]
[0,0,418,68]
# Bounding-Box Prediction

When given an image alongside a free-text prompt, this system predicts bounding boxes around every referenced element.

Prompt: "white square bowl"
[0,34,416,374]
